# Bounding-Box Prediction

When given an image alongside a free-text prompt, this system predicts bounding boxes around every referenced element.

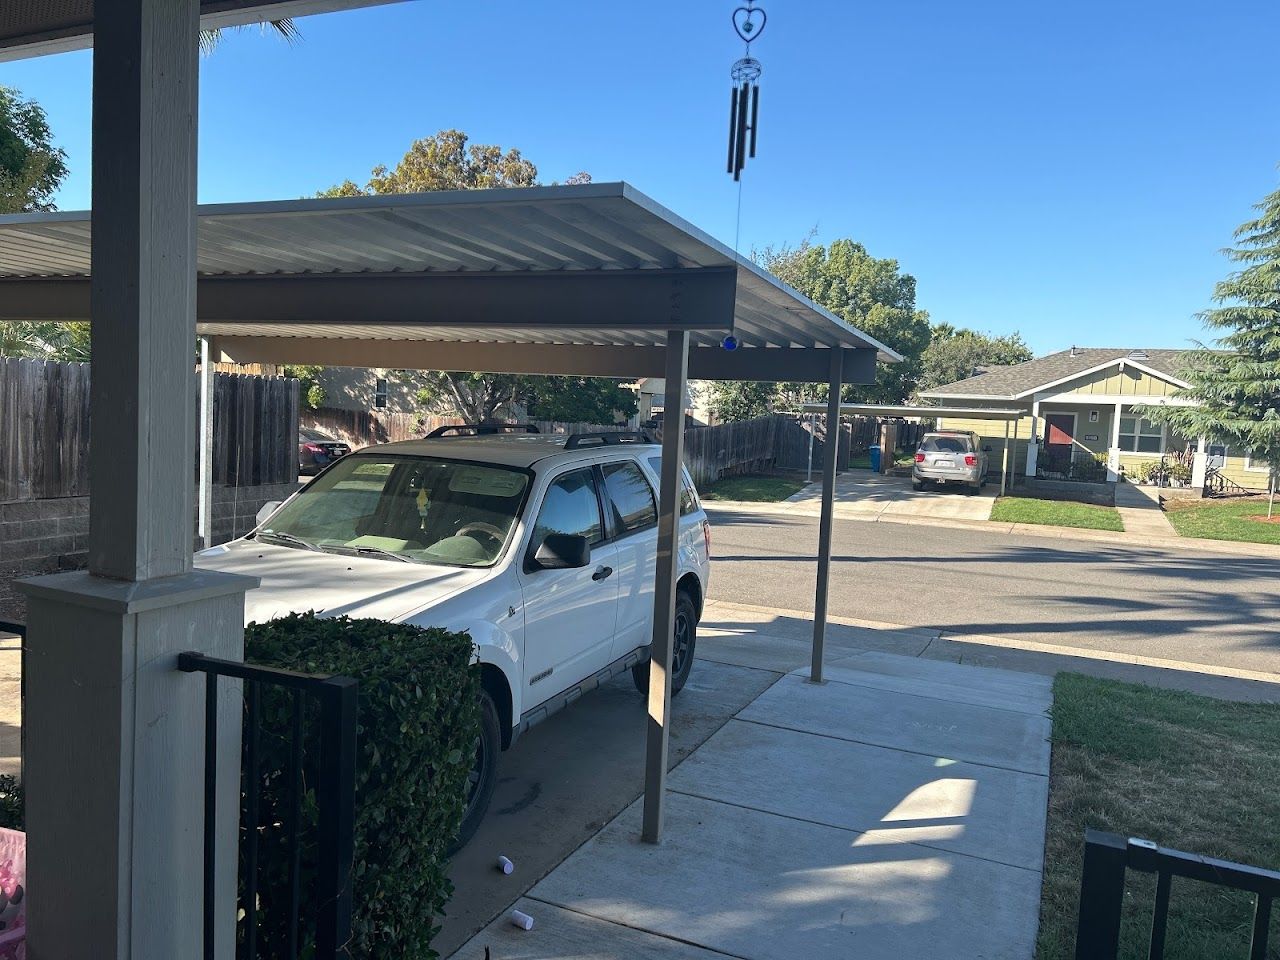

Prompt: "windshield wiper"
[321,544,413,563]
[255,531,321,552]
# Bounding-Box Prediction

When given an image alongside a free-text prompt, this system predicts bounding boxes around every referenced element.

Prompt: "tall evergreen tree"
[1142,182,1280,514]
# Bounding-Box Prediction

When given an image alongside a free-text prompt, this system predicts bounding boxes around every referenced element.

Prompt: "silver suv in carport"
[912,431,989,493]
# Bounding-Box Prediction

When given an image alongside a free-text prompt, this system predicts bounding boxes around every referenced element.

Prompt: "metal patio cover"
[0,182,900,381]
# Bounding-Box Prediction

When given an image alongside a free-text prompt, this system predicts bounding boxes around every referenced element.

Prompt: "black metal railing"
[179,652,357,960]
[1037,447,1109,483]
[0,620,25,781]
[1076,830,1280,959]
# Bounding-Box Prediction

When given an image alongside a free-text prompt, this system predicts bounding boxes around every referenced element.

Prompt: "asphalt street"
[705,506,1280,676]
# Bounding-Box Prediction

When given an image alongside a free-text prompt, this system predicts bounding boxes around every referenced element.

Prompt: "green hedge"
[0,775,21,830]
[245,613,480,959]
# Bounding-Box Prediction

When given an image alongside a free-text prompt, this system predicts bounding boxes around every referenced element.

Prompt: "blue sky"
[3,0,1278,354]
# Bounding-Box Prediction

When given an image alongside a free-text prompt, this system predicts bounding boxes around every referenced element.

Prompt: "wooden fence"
[210,373,300,486]
[679,415,781,488]
[0,357,298,502]
[0,357,91,502]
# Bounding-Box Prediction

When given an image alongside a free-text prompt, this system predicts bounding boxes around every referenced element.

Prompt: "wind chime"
[727,2,766,181]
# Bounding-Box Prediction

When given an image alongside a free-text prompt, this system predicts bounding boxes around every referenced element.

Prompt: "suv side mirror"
[533,533,591,570]
[256,501,282,526]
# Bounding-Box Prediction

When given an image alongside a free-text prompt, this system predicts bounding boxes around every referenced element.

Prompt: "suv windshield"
[920,435,972,454]
[258,455,530,568]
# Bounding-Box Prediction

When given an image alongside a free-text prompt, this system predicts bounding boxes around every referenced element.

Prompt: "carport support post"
[641,329,691,844]
[810,347,844,683]
[19,4,251,958]
[199,336,215,549]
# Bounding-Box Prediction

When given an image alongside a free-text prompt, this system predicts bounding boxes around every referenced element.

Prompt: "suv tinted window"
[602,461,658,535]
[533,469,603,546]
[646,456,697,515]
[921,435,971,454]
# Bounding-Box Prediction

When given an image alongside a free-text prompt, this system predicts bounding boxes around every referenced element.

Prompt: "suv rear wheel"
[632,591,697,698]
[448,689,500,855]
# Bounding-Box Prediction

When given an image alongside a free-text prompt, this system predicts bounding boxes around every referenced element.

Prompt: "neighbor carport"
[0,168,899,953]
[801,402,1026,495]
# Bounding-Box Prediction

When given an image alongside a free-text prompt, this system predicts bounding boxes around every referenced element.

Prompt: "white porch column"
[641,330,690,844]
[20,3,253,958]
[199,336,215,549]
[1025,399,1041,477]
[1107,401,1123,481]
[1192,435,1208,490]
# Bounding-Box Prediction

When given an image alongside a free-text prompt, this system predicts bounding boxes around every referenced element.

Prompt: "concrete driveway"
[783,469,997,522]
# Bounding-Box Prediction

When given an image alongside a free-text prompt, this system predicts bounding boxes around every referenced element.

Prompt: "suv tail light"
[702,519,712,557]
[303,442,323,453]
[964,454,977,466]
[914,452,925,463]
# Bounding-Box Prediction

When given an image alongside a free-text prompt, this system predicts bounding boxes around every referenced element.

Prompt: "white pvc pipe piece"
[511,909,535,931]
[497,855,514,875]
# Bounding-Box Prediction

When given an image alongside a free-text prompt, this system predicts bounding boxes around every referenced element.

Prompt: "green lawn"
[700,474,807,502]
[1163,495,1280,545]
[1039,674,1280,959]
[990,496,1125,531]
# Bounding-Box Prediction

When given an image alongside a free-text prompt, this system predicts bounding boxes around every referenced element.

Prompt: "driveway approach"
[706,505,1280,677]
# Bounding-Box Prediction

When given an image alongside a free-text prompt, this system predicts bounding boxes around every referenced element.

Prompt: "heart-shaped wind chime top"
[727,2,766,180]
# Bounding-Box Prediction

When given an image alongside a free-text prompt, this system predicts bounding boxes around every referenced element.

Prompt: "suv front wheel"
[448,689,500,856]
[632,591,697,698]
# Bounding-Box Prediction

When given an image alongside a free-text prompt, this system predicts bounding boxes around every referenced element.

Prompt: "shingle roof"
[921,348,1191,399]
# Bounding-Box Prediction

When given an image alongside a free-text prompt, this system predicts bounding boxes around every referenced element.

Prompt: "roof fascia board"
[1013,356,1188,399]
[1036,392,1197,407]
[0,1,404,62]
[213,336,879,383]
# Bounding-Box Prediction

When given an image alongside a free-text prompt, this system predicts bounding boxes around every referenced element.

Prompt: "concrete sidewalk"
[1113,482,1178,537]
[452,648,1052,959]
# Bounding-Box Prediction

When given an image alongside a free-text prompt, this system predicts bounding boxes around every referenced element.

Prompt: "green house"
[920,347,1271,491]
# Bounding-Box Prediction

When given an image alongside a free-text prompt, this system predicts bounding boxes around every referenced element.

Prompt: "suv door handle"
[592,565,613,582]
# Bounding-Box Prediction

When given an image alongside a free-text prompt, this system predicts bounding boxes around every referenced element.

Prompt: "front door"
[1045,414,1075,452]
[518,467,619,707]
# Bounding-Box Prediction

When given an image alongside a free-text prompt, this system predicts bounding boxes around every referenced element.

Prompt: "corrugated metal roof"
[0,183,900,359]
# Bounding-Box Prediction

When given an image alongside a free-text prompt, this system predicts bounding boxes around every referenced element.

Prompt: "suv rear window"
[921,435,972,454]
[646,457,698,515]
[601,461,658,535]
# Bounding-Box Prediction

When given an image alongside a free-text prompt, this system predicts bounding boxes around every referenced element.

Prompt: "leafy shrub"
[245,613,480,959]
[0,776,22,830]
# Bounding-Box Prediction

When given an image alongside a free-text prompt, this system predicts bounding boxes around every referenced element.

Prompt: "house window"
[374,377,388,409]
[1245,452,1272,473]
[1118,416,1161,453]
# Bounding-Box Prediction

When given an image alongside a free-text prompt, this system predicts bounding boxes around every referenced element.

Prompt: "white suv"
[195,428,712,847]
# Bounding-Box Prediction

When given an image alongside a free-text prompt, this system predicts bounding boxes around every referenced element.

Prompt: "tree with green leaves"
[1141,182,1280,514]
[917,326,1033,396]
[0,87,88,360]
[705,381,779,422]
[754,237,932,404]
[0,86,67,214]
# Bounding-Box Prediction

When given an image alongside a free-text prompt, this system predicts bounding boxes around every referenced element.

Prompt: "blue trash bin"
[869,445,882,472]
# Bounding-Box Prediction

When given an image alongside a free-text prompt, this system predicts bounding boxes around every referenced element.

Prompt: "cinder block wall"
[0,481,299,581]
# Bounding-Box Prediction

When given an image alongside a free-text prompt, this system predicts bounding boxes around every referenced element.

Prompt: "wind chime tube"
[727,86,740,173]
[749,83,760,157]
[734,81,750,179]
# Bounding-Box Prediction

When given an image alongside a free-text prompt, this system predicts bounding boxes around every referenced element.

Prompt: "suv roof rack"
[563,430,652,450]
[425,423,541,438]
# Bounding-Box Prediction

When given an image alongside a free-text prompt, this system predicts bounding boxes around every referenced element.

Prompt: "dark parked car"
[298,428,350,476]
